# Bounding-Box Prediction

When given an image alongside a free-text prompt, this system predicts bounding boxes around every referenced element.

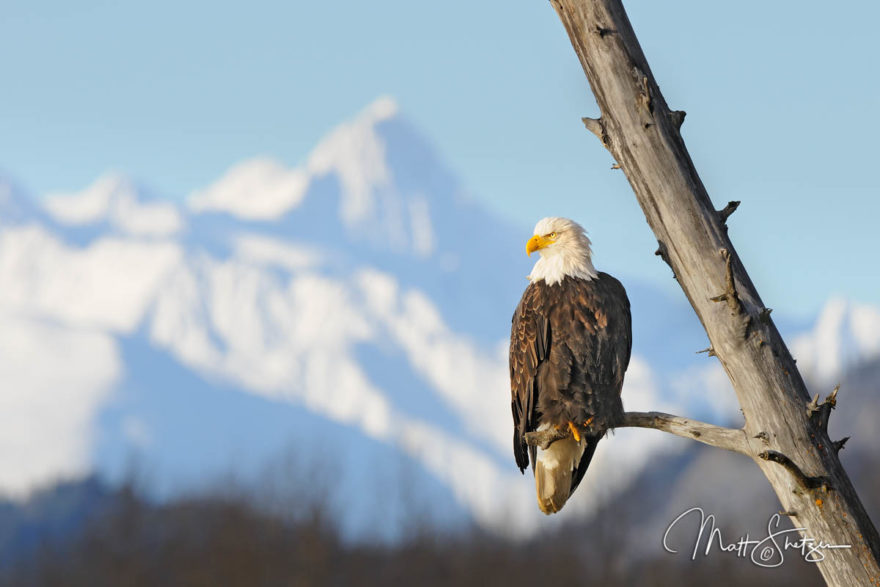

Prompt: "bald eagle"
[510,217,631,514]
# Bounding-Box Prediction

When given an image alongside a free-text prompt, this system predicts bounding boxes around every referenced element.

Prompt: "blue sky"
[1,0,878,317]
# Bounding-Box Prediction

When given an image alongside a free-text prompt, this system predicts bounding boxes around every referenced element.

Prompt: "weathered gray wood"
[548,0,880,584]
[525,411,749,454]
[619,412,750,454]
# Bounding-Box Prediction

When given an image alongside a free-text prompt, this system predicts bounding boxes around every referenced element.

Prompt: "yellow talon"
[584,416,594,427]
[568,421,581,442]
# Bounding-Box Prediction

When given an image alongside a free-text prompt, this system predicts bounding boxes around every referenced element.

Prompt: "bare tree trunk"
[547,0,880,584]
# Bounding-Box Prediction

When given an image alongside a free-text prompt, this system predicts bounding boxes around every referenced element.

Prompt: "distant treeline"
[2,475,831,587]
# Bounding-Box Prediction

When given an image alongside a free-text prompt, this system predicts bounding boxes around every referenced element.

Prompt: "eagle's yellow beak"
[526,234,552,256]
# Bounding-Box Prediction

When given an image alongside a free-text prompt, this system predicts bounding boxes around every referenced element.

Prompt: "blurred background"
[1,1,878,585]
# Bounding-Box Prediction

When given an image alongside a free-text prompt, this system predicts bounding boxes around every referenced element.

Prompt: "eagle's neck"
[529,251,598,286]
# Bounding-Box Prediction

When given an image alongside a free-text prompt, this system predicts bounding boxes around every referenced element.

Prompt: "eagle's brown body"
[510,272,631,513]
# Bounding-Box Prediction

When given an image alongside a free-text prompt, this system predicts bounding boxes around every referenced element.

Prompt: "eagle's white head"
[526,216,598,286]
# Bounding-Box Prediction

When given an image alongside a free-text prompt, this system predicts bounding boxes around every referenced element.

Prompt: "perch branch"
[524,411,749,455]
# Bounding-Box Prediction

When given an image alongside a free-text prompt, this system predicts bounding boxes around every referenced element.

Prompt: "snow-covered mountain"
[792,298,880,384]
[1,98,877,540]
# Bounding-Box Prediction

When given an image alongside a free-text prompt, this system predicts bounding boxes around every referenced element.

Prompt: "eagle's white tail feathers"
[534,435,587,515]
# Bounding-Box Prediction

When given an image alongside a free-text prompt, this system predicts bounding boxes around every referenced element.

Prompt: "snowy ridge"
[44,173,183,237]
[188,159,309,221]
[791,298,880,384]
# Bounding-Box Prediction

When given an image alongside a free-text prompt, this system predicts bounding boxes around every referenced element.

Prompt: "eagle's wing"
[562,273,631,495]
[566,273,631,415]
[510,282,547,473]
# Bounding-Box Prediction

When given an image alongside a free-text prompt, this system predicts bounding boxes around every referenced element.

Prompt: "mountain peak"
[186,97,402,224]
[183,97,466,261]
[305,98,398,228]
[359,95,399,124]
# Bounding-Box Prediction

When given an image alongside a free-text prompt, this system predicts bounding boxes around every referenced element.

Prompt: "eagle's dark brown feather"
[510,273,631,486]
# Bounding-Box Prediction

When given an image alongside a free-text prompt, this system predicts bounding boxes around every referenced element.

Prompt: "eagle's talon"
[567,421,581,442]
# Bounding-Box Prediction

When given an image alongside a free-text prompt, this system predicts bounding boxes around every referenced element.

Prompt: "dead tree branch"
[524,411,749,454]
[718,200,740,225]
[808,385,840,433]
[758,450,831,491]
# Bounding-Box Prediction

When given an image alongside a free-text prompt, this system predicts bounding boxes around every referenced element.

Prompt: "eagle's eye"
[549,232,558,239]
